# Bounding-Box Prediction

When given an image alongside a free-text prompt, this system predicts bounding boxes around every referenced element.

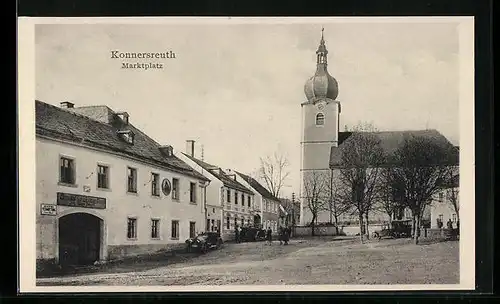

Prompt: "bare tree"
[303,170,329,236]
[259,151,291,198]
[389,136,457,244]
[324,171,351,234]
[376,167,404,225]
[336,124,386,243]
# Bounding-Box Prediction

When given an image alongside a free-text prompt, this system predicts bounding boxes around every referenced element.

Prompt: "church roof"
[35,100,209,181]
[235,171,281,202]
[182,154,254,195]
[329,129,459,168]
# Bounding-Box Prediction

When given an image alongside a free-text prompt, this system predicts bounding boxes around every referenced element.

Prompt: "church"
[299,30,459,226]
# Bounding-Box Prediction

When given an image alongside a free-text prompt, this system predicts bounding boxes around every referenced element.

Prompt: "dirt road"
[36,238,459,286]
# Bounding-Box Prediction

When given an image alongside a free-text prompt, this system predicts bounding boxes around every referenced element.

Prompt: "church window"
[315,113,325,126]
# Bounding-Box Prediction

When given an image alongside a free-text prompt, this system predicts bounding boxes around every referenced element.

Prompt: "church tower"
[299,29,342,225]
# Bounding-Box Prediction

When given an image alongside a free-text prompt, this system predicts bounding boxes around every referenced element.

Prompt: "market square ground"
[37,237,459,286]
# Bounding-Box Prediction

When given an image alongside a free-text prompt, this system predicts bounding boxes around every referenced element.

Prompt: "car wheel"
[201,244,208,253]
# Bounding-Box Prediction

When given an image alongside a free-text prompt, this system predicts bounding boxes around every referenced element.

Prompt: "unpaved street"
[37,238,459,286]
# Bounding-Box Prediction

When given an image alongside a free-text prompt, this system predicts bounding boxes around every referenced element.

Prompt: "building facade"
[36,100,210,267]
[430,173,459,229]
[299,31,342,226]
[233,171,281,233]
[178,142,255,241]
[299,31,460,227]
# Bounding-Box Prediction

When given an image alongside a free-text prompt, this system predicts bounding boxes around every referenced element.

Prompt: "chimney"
[60,101,74,109]
[186,140,195,157]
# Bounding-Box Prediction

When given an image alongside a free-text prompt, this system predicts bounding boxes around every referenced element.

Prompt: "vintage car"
[240,227,267,242]
[372,219,413,240]
[185,231,223,253]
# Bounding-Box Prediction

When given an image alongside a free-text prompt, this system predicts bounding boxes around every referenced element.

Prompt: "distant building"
[233,171,281,232]
[178,143,255,241]
[36,100,209,267]
[279,198,300,226]
[430,173,459,228]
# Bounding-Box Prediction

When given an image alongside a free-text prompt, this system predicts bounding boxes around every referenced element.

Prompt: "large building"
[178,142,255,241]
[299,30,342,225]
[232,171,281,232]
[299,32,459,226]
[36,100,210,267]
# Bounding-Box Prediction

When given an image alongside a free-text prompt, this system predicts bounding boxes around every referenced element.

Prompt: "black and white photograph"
[18,17,475,292]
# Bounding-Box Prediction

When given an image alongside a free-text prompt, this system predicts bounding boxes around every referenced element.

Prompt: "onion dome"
[304,29,339,102]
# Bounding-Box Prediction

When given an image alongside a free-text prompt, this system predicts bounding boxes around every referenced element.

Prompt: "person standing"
[283,226,290,245]
[235,225,240,243]
[278,226,284,245]
[266,227,272,245]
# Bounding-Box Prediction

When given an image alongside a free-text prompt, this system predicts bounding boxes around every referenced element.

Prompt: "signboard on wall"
[40,204,57,216]
[56,192,106,209]
[161,178,172,196]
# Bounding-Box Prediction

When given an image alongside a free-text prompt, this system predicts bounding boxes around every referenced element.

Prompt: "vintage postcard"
[18,17,475,292]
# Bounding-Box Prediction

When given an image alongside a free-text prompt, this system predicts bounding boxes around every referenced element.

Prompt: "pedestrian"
[446,219,453,229]
[284,226,290,245]
[238,226,244,242]
[278,226,284,245]
[266,227,273,245]
[235,225,240,243]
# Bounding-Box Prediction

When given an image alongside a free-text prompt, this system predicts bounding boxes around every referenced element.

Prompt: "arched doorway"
[58,213,102,266]
[253,214,261,228]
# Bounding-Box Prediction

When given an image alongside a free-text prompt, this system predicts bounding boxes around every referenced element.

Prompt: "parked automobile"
[185,231,223,253]
[240,227,266,242]
[372,219,413,240]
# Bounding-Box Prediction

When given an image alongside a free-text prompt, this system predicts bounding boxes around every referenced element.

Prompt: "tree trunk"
[311,214,316,236]
[358,213,364,243]
[411,215,416,238]
[334,214,339,235]
[365,212,370,240]
[414,214,420,244]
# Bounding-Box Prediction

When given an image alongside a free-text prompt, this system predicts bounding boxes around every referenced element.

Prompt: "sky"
[35,20,461,199]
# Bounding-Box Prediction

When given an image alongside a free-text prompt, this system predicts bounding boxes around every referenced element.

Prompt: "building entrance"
[58,213,102,266]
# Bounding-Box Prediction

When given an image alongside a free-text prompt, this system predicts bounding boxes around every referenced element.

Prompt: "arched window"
[316,113,325,126]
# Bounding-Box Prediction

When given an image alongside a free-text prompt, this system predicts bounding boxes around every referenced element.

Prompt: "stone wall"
[293,225,341,236]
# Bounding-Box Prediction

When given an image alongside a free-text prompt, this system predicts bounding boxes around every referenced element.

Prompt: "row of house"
[35,100,283,267]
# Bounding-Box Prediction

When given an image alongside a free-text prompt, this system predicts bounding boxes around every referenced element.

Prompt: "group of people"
[234,225,292,245]
[265,226,291,246]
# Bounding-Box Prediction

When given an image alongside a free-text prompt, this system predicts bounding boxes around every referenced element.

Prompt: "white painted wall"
[37,137,206,260]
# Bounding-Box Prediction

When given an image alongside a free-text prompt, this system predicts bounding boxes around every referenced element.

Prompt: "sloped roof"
[235,171,280,202]
[330,129,459,168]
[182,153,254,195]
[35,100,209,181]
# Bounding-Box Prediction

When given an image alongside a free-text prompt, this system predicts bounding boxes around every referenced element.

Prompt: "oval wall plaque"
[161,178,172,196]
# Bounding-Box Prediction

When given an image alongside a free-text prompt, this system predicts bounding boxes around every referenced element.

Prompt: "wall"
[36,137,206,261]
[293,225,341,237]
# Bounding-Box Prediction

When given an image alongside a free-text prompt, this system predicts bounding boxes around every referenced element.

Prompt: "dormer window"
[159,145,173,157]
[316,113,325,126]
[116,112,129,125]
[117,130,135,144]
